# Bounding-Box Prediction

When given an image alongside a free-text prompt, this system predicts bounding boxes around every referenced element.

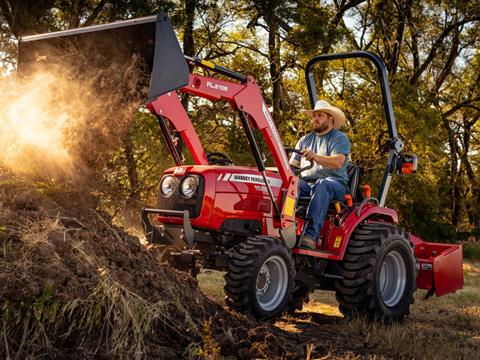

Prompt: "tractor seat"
[297,164,360,206]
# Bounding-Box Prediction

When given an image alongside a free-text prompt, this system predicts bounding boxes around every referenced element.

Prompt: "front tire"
[335,224,416,322]
[224,236,295,319]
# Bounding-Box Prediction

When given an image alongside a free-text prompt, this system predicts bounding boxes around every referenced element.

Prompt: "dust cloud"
[0,56,147,180]
[0,71,79,176]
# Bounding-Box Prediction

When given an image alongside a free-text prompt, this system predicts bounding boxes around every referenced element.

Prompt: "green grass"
[197,261,480,359]
[197,270,226,302]
[463,241,480,261]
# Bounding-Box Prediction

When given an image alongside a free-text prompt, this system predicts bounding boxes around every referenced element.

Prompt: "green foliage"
[103,110,174,207]
[0,0,479,241]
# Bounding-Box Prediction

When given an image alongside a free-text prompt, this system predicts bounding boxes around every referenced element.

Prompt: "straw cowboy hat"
[302,100,346,129]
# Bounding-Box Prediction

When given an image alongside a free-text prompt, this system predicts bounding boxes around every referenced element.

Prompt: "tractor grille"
[156,174,204,218]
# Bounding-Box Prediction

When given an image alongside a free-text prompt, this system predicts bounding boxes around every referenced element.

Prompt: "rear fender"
[410,235,464,297]
[326,203,398,259]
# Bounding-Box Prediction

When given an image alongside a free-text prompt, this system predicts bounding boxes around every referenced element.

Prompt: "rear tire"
[224,236,295,319]
[335,224,416,322]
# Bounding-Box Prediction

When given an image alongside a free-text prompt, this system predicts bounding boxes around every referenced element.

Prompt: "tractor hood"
[17,12,189,101]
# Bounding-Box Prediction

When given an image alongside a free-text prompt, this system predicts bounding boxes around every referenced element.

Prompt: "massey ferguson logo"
[207,81,229,92]
[218,173,282,188]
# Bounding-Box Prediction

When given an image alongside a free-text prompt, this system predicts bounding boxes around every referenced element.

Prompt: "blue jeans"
[298,177,347,238]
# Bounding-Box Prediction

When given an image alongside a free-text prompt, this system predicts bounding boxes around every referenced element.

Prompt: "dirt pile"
[0,176,307,359]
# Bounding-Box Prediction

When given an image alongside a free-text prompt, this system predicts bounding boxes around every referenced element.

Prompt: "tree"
[1,0,479,240]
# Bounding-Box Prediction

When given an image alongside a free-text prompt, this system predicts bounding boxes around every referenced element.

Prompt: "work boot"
[300,235,317,249]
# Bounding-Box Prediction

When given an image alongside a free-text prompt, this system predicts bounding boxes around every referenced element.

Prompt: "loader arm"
[148,70,298,229]
[17,11,298,230]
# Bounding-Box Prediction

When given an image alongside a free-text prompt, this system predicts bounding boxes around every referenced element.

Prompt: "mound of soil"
[0,178,308,359]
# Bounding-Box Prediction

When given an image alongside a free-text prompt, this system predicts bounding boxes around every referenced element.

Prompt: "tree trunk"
[388,0,414,75]
[442,117,462,228]
[124,134,139,203]
[181,0,196,108]
[69,0,82,28]
[451,180,464,229]
[0,0,55,36]
[267,19,283,120]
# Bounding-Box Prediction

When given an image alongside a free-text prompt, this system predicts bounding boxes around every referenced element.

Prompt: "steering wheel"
[207,152,234,166]
[284,147,314,175]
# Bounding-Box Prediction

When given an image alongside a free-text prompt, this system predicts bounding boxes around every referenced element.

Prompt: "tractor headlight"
[180,176,198,198]
[160,175,177,197]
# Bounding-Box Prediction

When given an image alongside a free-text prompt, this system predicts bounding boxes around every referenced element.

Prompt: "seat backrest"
[347,163,360,199]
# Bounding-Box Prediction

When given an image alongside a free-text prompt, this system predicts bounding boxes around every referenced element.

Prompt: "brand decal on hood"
[217,173,282,188]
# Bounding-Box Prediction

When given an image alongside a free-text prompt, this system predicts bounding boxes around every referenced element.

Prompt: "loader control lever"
[284,147,314,175]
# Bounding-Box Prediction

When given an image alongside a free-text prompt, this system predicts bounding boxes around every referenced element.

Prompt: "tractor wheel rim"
[256,255,288,311]
[379,250,407,307]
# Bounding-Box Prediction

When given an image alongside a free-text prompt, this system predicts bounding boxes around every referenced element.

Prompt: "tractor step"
[292,247,342,260]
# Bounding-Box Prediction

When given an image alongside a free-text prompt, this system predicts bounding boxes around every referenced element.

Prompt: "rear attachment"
[410,235,464,298]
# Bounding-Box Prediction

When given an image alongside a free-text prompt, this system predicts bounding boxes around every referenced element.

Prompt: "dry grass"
[197,262,480,359]
[2,274,185,359]
[197,270,226,302]
[0,215,203,359]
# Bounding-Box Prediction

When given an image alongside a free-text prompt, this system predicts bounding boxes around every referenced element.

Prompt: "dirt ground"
[198,262,480,359]
[1,177,478,359]
[0,178,330,359]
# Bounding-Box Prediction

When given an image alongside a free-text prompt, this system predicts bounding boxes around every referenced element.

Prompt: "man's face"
[312,111,333,133]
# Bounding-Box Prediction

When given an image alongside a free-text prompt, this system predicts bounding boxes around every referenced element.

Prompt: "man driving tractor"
[290,100,350,249]
[20,11,463,322]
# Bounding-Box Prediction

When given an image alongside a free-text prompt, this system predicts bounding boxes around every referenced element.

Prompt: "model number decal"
[333,236,342,248]
[207,81,229,92]
[254,185,268,192]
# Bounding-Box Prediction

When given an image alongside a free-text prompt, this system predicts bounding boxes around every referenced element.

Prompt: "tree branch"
[443,96,480,118]
[431,26,460,94]
[218,39,268,58]
[410,15,480,85]
[84,0,107,26]
[0,0,14,32]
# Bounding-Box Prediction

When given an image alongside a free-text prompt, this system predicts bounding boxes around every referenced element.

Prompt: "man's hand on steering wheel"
[301,149,317,163]
[284,147,314,175]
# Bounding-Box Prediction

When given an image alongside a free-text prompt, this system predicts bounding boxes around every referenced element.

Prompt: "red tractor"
[19,13,464,321]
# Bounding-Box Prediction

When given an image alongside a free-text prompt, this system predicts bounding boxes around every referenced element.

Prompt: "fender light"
[396,154,418,174]
[402,162,415,174]
[362,184,371,198]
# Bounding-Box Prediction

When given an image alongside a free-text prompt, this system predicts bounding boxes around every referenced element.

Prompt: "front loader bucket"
[17,12,188,101]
